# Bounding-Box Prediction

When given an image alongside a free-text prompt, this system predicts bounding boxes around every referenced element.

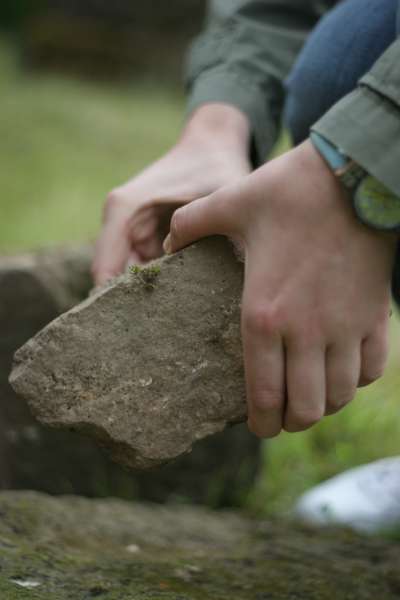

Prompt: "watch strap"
[310,132,400,231]
[310,132,365,190]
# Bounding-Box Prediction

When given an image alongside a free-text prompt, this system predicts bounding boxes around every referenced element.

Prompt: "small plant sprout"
[129,264,161,289]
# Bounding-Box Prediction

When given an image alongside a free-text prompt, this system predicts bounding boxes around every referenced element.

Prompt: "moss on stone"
[129,264,161,290]
[0,491,399,599]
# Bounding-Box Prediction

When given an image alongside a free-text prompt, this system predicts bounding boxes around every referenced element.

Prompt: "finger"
[163,189,238,254]
[241,290,285,437]
[93,211,131,286]
[325,344,360,415]
[126,234,165,272]
[359,330,388,387]
[135,237,164,261]
[284,342,325,432]
[125,251,146,271]
[243,327,285,438]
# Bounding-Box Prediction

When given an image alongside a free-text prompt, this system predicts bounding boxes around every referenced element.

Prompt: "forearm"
[186,0,333,165]
[180,103,251,159]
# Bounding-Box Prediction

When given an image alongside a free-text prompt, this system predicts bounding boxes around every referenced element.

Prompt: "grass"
[1,38,399,514]
[0,38,184,252]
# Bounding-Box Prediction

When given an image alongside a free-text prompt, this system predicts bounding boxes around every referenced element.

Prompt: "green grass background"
[1,39,399,513]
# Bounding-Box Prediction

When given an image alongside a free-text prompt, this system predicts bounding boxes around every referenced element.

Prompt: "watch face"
[354,176,400,231]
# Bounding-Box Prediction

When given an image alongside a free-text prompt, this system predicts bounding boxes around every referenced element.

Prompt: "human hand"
[92,104,251,285]
[164,140,397,437]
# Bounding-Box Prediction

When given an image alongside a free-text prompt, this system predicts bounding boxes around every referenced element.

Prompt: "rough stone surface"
[0,491,399,599]
[10,237,247,470]
[1,242,261,506]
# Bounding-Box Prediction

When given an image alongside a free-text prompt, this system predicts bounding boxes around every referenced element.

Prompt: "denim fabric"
[398,1,400,33]
[284,0,399,144]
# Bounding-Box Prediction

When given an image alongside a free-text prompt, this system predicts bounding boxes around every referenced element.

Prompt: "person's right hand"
[92,103,251,286]
[163,140,396,437]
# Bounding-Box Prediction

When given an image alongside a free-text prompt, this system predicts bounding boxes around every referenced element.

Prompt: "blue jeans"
[284,0,399,144]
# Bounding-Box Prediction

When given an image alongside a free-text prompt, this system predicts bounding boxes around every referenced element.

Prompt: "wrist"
[181,103,251,157]
[310,132,400,234]
[301,141,398,251]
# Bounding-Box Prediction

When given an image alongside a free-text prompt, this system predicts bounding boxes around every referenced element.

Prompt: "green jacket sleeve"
[312,38,400,197]
[185,0,334,165]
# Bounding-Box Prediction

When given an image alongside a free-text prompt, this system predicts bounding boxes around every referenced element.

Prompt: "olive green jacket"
[185,0,400,198]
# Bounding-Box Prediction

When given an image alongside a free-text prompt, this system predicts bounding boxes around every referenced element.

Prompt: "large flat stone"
[10,237,247,470]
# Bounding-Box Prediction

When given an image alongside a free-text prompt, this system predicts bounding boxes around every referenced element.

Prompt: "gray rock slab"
[10,237,248,469]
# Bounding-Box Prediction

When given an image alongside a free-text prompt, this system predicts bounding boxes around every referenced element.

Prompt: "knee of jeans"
[284,65,335,144]
[284,0,399,144]
[283,50,339,144]
[284,42,354,144]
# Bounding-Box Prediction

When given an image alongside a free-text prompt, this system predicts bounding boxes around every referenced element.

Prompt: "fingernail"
[163,235,172,255]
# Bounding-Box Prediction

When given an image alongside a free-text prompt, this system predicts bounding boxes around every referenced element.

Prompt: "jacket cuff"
[186,67,278,167]
[311,85,400,197]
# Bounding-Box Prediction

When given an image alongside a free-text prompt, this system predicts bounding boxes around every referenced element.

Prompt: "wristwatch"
[310,131,400,231]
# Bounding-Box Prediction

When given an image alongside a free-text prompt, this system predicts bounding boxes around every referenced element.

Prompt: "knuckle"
[247,412,282,438]
[170,208,185,242]
[104,189,129,219]
[244,303,283,337]
[375,302,392,327]
[251,390,283,414]
[247,420,266,439]
[284,408,323,432]
[326,400,347,415]
[326,388,354,412]
[359,367,385,387]
[105,189,123,210]
[248,420,281,439]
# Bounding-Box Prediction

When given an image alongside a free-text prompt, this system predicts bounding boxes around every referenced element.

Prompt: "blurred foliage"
[0,1,43,30]
[21,1,204,82]
[1,38,399,514]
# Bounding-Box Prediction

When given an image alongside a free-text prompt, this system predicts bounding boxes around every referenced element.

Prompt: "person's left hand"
[163,140,397,437]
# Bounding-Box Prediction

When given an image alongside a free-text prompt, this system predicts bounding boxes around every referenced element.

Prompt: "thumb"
[163,191,233,254]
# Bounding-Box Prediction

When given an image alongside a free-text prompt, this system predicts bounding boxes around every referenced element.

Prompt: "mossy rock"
[0,491,399,599]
